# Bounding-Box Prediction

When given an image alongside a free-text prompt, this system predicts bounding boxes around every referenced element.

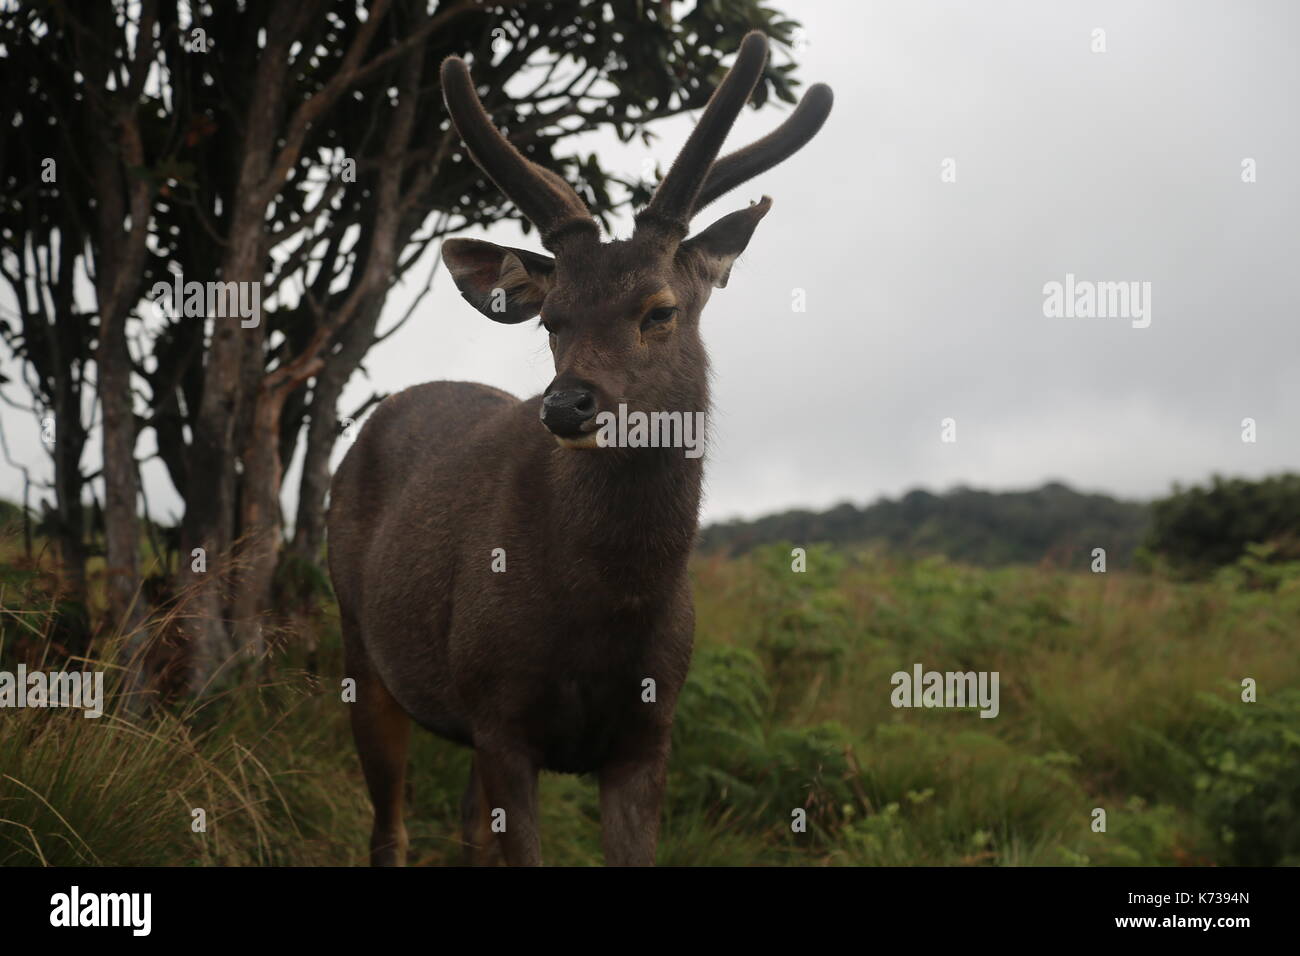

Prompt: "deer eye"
[641,306,679,331]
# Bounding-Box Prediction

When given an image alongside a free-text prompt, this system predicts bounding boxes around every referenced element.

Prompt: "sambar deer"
[328,30,832,866]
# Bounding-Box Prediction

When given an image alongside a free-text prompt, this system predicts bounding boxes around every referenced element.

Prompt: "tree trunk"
[229,378,290,661]
[175,4,306,694]
[176,230,264,692]
[291,373,343,567]
[90,115,152,650]
[51,381,88,604]
[49,236,90,607]
[85,4,158,702]
[291,296,385,564]
[98,312,141,624]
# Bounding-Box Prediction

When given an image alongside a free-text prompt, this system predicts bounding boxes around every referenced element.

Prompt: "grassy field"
[1,541,1297,866]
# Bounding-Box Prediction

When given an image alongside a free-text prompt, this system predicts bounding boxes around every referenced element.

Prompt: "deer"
[327,30,832,867]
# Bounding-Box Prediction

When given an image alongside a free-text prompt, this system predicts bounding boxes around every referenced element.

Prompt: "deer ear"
[680,196,773,289]
[442,238,555,323]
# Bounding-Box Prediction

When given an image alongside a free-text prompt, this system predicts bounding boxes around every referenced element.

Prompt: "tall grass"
[2,541,1297,865]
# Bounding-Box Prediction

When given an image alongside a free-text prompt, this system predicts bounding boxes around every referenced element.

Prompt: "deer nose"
[540,388,597,437]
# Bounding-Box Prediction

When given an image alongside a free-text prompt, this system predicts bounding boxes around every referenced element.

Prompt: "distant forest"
[699,482,1150,567]
[696,481,1123,564]
[699,475,1300,572]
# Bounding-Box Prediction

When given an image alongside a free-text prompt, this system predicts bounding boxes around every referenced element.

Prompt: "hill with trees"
[699,482,1153,568]
[701,475,1300,572]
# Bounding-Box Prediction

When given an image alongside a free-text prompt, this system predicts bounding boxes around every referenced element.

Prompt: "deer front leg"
[473,746,541,866]
[599,731,671,866]
[460,757,503,866]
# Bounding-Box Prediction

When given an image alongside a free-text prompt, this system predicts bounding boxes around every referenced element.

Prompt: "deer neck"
[543,415,706,587]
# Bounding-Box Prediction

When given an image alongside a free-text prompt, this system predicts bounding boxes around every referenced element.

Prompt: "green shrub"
[1193,689,1300,865]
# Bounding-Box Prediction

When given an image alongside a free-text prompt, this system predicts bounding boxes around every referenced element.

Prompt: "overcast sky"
[3,0,1297,526]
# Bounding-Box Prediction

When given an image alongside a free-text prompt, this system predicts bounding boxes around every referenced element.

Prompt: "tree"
[1145,474,1300,576]
[0,31,96,603]
[0,0,808,693]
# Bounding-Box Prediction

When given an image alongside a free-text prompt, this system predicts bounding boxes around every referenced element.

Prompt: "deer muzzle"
[541,387,598,439]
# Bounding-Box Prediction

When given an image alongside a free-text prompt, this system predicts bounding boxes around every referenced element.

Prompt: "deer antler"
[693,82,834,213]
[636,30,770,237]
[441,56,598,251]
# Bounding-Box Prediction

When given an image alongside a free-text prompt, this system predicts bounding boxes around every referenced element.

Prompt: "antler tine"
[636,30,770,236]
[441,56,597,251]
[692,83,834,214]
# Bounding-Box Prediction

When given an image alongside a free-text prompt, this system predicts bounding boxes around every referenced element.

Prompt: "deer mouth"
[553,430,601,450]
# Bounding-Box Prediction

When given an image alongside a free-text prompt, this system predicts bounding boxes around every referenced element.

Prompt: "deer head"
[440,32,833,447]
